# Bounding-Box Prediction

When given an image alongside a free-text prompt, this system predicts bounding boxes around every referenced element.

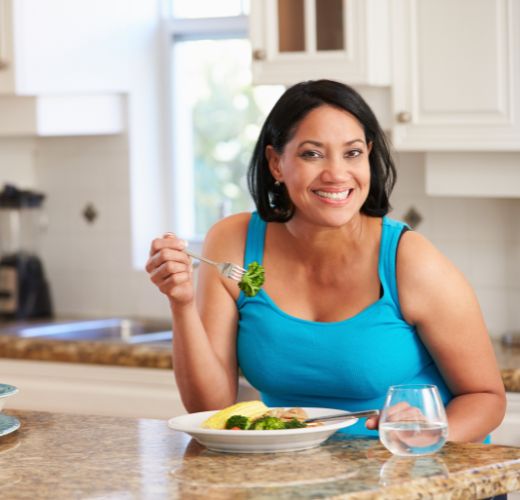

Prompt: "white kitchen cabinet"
[0,359,185,419]
[250,0,390,86]
[0,359,259,419]
[0,0,134,136]
[491,392,520,447]
[391,0,520,151]
[0,94,124,136]
[0,0,133,95]
[425,152,520,198]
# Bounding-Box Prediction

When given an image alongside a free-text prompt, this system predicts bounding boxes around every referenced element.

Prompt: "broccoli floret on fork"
[238,261,265,297]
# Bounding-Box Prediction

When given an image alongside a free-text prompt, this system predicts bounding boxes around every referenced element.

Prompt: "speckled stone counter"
[493,340,520,392]
[0,329,519,391]
[0,410,519,499]
[0,334,172,368]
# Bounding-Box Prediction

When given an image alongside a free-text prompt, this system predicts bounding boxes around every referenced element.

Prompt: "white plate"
[0,414,20,438]
[167,407,357,453]
[0,384,18,412]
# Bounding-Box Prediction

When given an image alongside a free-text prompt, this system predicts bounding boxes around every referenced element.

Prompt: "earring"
[274,180,281,187]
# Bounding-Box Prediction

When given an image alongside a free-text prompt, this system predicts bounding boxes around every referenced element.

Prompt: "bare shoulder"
[397,230,451,278]
[202,212,252,263]
[396,230,474,325]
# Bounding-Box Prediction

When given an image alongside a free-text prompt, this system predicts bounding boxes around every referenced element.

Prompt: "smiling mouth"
[312,189,352,201]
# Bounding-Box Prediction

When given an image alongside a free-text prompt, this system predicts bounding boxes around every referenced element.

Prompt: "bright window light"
[172,0,249,19]
[169,11,283,241]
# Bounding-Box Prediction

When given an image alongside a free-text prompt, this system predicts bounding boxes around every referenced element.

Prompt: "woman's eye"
[346,149,362,158]
[300,150,322,159]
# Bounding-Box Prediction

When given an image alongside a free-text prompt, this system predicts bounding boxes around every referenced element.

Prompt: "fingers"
[155,269,192,296]
[365,415,379,430]
[146,233,194,301]
[146,251,191,281]
[150,258,189,282]
[365,402,426,431]
[149,232,187,258]
[146,233,189,272]
[385,402,426,422]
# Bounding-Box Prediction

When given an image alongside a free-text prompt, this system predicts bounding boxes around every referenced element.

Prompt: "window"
[168,1,284,241]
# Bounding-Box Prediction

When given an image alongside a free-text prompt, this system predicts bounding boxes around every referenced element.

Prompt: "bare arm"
[145,213,249,412]
[397,231,506,442]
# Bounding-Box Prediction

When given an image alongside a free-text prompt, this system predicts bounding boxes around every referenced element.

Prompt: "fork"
[304,409,379,424]
[184,249,247,282]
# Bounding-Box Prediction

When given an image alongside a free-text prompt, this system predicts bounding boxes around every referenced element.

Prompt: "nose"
[320,155,350,182]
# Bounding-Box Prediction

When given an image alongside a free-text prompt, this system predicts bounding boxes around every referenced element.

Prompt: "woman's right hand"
[146,233,194,306]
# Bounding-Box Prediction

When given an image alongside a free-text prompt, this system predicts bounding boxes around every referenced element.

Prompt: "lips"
[312,189,352,201]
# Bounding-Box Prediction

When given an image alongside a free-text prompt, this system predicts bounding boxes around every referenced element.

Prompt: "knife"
[303,409,379,424]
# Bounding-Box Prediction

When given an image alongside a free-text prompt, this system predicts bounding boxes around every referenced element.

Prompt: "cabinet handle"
[0,0,9,70]
[252,49,266,61]
[396,111,412,123]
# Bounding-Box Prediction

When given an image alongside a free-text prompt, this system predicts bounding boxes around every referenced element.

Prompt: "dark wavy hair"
[247,79,396,221]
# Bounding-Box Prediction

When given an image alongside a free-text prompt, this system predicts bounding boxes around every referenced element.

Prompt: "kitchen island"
[0,331,519,391]
[1,322,520,451]
[0,409,519,499]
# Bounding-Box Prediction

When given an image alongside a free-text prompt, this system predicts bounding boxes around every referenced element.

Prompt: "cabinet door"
[490,392,520,446]
[391,0,520,151]
[0,0,135,95]
[0,359,186,419]
[250,0,390,86]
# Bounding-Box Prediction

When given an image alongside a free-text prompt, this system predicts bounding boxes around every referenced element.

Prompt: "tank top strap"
[244,211,267,267]
[379,217,410,310]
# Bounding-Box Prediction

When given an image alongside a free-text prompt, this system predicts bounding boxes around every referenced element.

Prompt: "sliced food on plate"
[168,401,358,453]
[167,401,358,453]
[201,400,311,431]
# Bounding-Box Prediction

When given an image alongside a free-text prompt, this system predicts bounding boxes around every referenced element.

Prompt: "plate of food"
[167,401,358,453]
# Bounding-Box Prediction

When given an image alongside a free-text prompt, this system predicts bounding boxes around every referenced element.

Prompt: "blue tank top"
[236,212,453,436]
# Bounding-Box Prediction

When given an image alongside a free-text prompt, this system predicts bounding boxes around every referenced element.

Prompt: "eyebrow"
[297,139,366,147]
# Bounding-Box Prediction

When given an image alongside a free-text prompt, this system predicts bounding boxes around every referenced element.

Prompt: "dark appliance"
[0,184,53,319]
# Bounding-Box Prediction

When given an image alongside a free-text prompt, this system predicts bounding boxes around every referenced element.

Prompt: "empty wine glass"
[379,384,448,456]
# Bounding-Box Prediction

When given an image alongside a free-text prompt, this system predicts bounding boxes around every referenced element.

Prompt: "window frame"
[166,14,250,245]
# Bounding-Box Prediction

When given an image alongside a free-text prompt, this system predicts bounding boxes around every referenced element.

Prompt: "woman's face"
[266,105,372,228]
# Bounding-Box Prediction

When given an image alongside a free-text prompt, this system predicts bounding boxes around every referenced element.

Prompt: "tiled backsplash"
[0,138,37,187]
[392,153,519,337]
[0,139,518,337]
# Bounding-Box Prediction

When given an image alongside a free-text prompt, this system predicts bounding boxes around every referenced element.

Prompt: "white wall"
[508,202,520,332]
[0,139,518,336]
[35,134,171,320]
[392,152,519,337]
[0,138,36,186]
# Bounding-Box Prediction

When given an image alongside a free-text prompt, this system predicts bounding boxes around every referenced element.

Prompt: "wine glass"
[379,384,448,456]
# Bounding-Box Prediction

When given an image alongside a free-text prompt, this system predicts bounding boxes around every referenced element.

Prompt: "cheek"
[283,167,311,188]
[283,176,312,204]
[360,163,372,186]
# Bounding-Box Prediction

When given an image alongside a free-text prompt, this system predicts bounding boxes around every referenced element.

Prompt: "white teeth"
[314,189,351,200]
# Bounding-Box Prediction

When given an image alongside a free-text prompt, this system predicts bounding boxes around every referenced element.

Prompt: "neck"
[281,213,370,261]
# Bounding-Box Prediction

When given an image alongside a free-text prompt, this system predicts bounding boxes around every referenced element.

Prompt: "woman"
[146,80,505,441]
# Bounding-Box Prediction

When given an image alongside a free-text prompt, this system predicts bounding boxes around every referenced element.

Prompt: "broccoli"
[224,414,307,431]
[225,415,252,430]
[239,261,265,297]
[283,418,307,429]
[250,416,287,430]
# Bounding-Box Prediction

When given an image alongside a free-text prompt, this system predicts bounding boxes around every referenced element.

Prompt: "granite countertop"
[0,334,173,369]
[493,340,520,392]
[0,409,519,499]
[0,325,519,392]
